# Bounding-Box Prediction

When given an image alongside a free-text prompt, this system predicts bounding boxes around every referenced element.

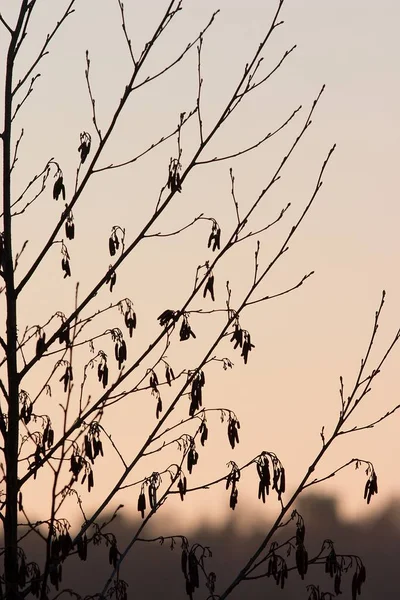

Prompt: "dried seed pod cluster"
[181,546,200,597]
[137,473,161,518]
[23,561,41,597]
[137,488,146,519]
[149,370,163,419]
[59,363,73,392]
[61,243,72,278]
[65,212,75,240]
[158,309,179,327]
[351,563,366,600]
[111,329,127,370]
[84,424,104,465]
[207,220,221,252]
[108,541,119,569]
[227,415,240,449]
[364,470,378,504]
[124,306,137,338]
[255,452,285,502]
[77,534,88,561]
[53,169,65,201]
[78,131,91,164]
[189,370,205,416]
[226,462,240,510]
[97,355,109,389]
[167,158,182,193]
[165,362,175,386]
[106,265,117,292]
[178,473,187,501]
[35,330,46,359]
[266,552,289,589]
[108,227,124,257]
[180,314,196,341]
[69,448,95,492]
[203,273,215,301]
[199,419,208,446]
[58,320,71,347]
[230,322,255,364]
[295,516,308,580]
[187,442,199,474]
[19,392,33,425]
[42,419,54,449]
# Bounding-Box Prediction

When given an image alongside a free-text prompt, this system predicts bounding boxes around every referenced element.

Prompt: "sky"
[1,0,400,539]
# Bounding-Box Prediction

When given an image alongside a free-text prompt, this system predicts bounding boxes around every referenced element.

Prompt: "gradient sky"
[1,0,400,536]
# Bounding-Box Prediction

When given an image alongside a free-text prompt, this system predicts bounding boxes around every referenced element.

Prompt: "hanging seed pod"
[35,332,46,358]
[65,213,75,240]
[178,476,187,501]
[295,544,308,579]
[118,340,127,368]
[207,221,221,252]
[167,158,182,193]
[106,267,117,292]
[203,274,215,301]
[296,523,305,545]
[351,571,358,600]
[109,543,118,568]
[58,322,70,346]
[181,549,188,577]
[77,534,88,561]
[200,422,208,446]
[188,552,199,589]
[156,397,162,419]
[187,447,199,474]
[53,175,65,201]
[230,324,243,349]
[18,492,23,512]
[88,469,94,492]
[109,236,116,256]
[137,492,146,518]
[149,371,159,389]
[61,257,71,278]
[179,315,196,341]
[241,330,255,364]
[124,309,137,337]
[227,418,240,449]
[102,363,108,388]
[229,486,238,510]
[148,483,157,509]
[158,309,177,327]
[334,572,342,595]
[78,132,91,164]
[190,371,205,416]
[84,435,94,464]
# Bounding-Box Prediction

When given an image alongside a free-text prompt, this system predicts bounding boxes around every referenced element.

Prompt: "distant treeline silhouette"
[17,494,399,599]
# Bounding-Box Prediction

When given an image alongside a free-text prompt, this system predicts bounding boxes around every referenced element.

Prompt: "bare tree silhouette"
[0,1,399,599]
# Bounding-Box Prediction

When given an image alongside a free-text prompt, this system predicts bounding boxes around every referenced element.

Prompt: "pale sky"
[1,0,400,536]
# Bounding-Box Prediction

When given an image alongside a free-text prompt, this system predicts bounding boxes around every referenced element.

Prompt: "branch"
[0,12,13,34]
[11,74,40,122]
[117,0,136,65]
[93,109,196,173]
[339,403,400,435]
[84,51,102,141]
[12,1,76,97]
[246,272,314,306]
[145,213,204,238]
[303,458,372,490]
[130,11,219,94]
[10,128,24,172]
[196,105,301,165]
